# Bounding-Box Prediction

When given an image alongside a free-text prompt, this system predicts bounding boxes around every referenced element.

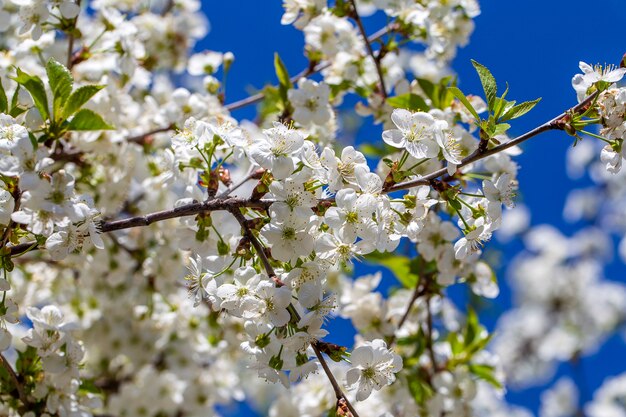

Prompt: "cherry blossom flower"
[250,123,305,179]
[382,109,447,159]
[345,339,403,401]
[288,78,333,126]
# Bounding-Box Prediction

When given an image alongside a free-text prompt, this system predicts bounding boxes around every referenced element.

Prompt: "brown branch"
[0,353,29,407]
[66,0,82,70]
[228,206,284,286]
[385,91,599,193]
[229,207,357,415]
[224,24,395,112]
[387,283,428,347]
[425,295,437,372]
[160,0,174,16]
[99,197,272,233]
[217,168,263,198]
[6,93,598,257]
[312,341,360,417]
[126,124,176,145]
[349,0,387,98]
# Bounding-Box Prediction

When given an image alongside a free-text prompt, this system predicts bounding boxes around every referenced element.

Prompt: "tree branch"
[385,91,599,193]
[5,94,598,257]
[312,341,360,417]
[349,0,387,98]
[229,207,358,416]
[66,0,82,70]
[228,206,283,286]
[126,124,176,145]
[0,352,29,408]
[387,283,428,347]
[98,197,272,233]
[425,295,438,372]
[224,23,395,112]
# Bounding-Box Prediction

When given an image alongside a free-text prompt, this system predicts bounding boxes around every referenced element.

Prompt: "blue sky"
[198,2,626,415]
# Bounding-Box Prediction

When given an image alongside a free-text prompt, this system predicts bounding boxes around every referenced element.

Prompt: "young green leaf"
[67,108,114,131]
[62,85,105,119]
[274,53,292,109]
[386,93,429,112]
[0,78,7,114]
[364,252,419,288]
[8,85,25,118]
[493,123,511,136]
[448,86,480,121]
[46,58,73,116]
[493,98,515,121]
[471,60,497,111]
[464,307,479,347]
[274,52,292,90]
[493,83,511,119]
[500,98,542,122]
[416,78,435,102]
[468,364,502,389]
[12,68,49,119]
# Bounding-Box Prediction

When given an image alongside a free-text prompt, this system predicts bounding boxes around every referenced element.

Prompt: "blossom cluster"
[0,0,624,416]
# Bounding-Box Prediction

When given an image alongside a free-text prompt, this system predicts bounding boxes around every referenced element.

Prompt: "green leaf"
[386,93,429,112]
[448,86,480,121]
[464,307,479,347]
[0,78,7,114]
[67,108,114,131]
[364,252,419,288]
[500,98,542,122]
[493,123,511,136]
[8,84,26,117]
[448,198,462,211]
[493,97,515,121]
[360,143,390,158]
[12,68,49,119]
[259,85,282,121]
[469,364,502,389]
[10,84,19,110]
[274,53,292,110]
[407,374,434,406]
[471,60,497,111]
[46,58,73,117]
[493,83,511,119]
[416,78,436,102]
[62,85,105,119]
[274,53,291,89]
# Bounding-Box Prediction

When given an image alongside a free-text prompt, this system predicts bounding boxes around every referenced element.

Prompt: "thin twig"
[312,341,360,417]
[224,24,395,112]
[160,0,174,16]
[229,207,357,415]
[388,283,427,347]
[228,207,282,286]
[385,91,599,193]
[126,124,175,144]
[99,197,272,233]
[0,353,28,407]
[349,0,387,98]
[66,0,82,70]
[216,168,261,198]
[425,296,437,372]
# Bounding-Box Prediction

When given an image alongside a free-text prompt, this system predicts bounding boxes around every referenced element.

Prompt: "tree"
[0,1,625,416]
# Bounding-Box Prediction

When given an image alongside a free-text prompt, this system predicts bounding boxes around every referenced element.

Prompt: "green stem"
[406,158,428,171]
[580,129,611,144]
[459,191,485,198]
[454,205,470,229]
[397,150,410,170]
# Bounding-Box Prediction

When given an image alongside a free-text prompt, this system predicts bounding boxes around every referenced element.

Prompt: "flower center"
[282,227,296,240]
